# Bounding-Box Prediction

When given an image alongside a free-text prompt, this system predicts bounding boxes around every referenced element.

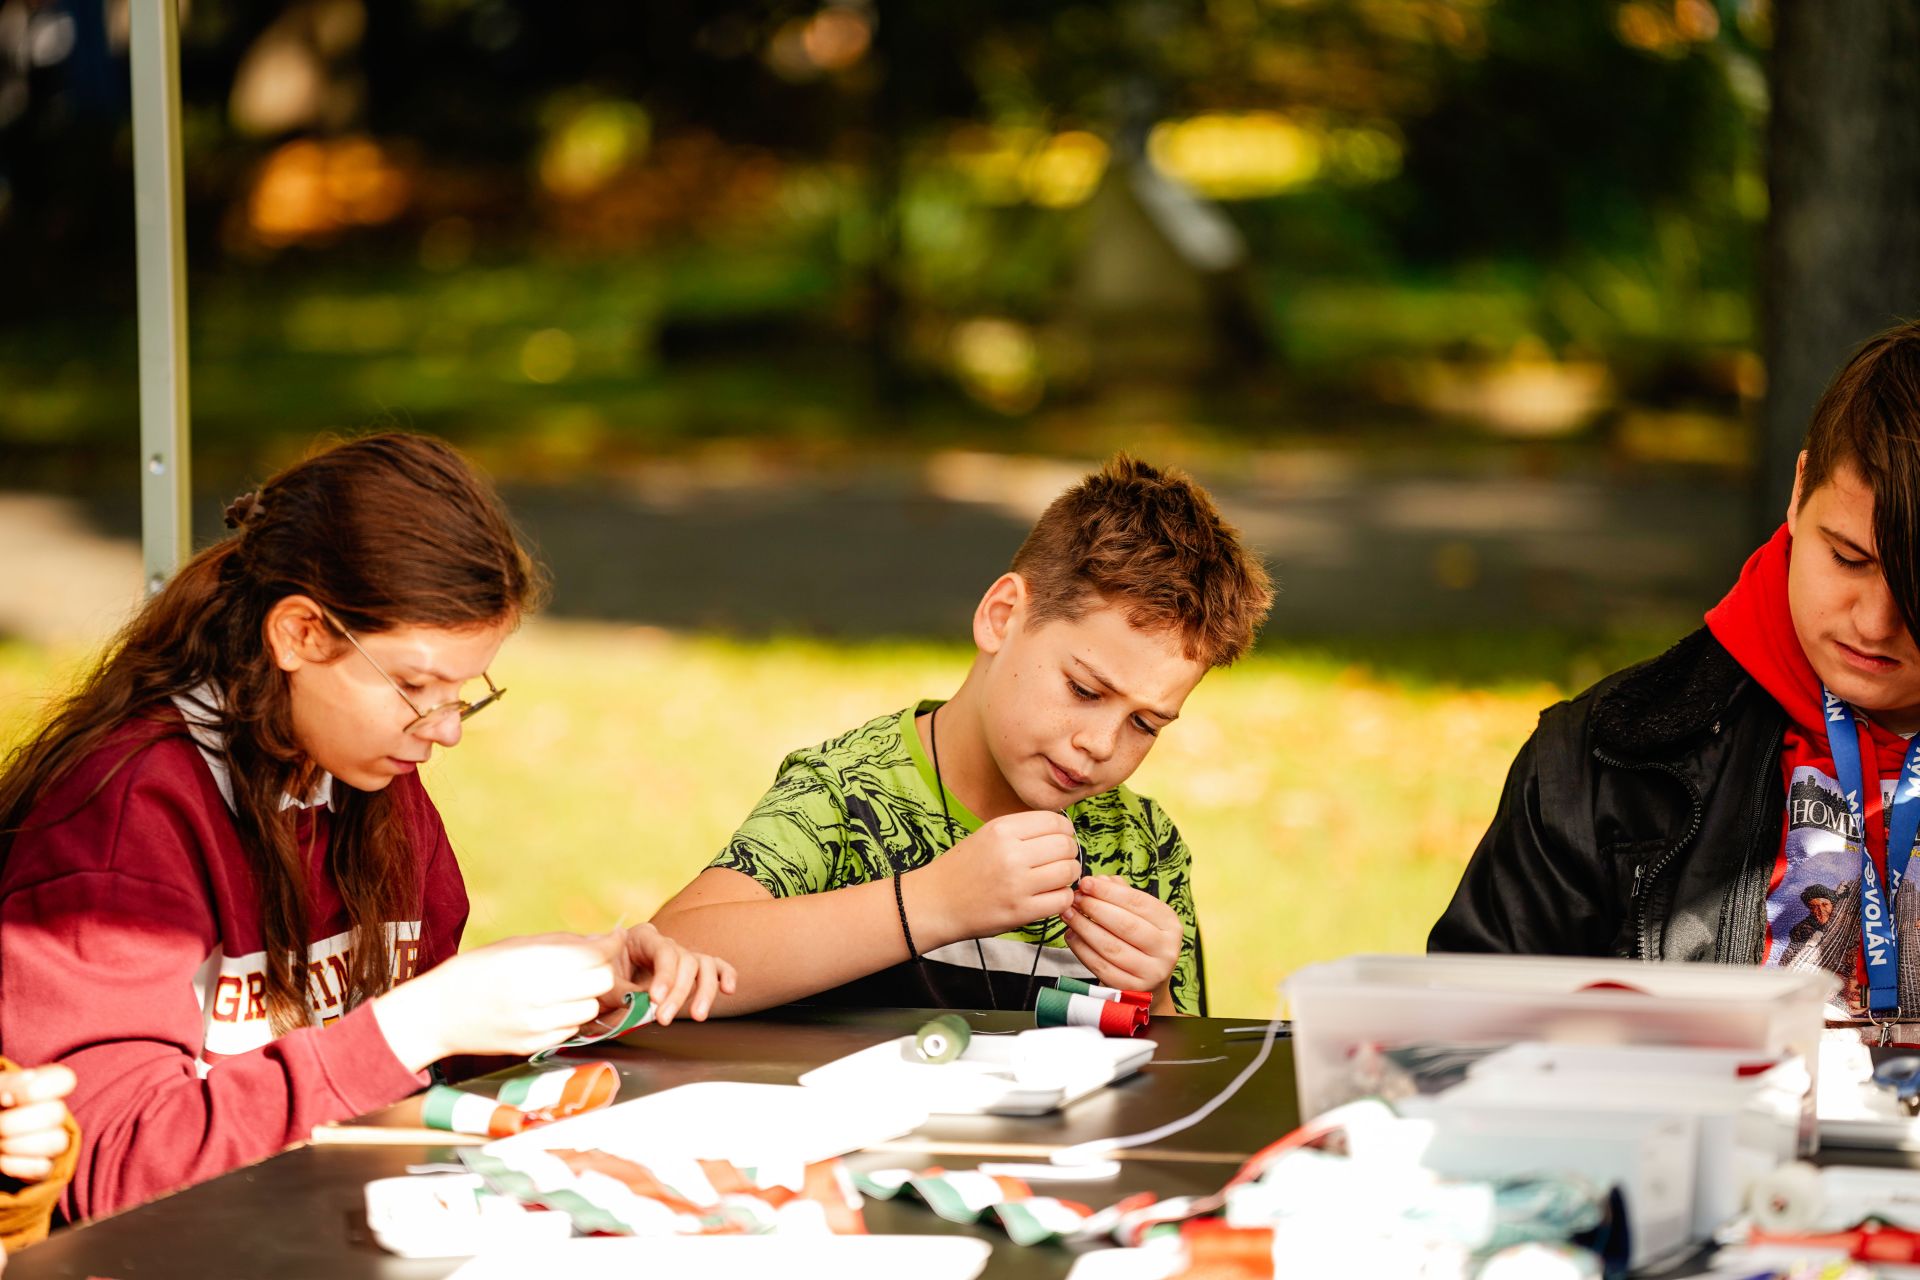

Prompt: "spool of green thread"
[914,1013,972,1064]
[1034,986,1075,1028]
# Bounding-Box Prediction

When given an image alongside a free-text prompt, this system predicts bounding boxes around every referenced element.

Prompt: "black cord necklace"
[928,704,1056,1012]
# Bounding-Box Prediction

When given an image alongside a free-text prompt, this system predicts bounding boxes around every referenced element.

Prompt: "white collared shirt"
[171,682,336,814]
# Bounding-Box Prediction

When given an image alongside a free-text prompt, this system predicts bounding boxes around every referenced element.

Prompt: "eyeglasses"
[319,608,506,735]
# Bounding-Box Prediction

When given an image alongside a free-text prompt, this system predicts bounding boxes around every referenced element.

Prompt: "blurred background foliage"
[1,0,1770,482]
[9,0,1891,1009]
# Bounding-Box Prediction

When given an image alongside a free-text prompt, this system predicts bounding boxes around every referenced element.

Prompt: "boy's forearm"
[652,871,961,1015]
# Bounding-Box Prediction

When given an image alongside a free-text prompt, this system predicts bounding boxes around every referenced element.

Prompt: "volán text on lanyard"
[1822,687,1920,1016]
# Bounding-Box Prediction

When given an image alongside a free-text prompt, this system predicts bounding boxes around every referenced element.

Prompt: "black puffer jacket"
[1430,628,1787,962]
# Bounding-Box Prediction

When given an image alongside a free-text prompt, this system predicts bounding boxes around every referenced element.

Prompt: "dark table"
[7,1009,1296,1279]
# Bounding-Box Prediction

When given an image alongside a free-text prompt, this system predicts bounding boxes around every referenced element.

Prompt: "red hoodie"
[0,715,467,1221]
[1707,524,1914,1016]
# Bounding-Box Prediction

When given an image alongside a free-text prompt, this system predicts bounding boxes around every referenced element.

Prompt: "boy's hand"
[1062,875,1182,992]
[0,1063,76,1183]
[921,811,1081,940]
[612,923,737,1025]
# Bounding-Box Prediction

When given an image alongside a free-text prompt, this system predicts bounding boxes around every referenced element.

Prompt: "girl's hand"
[615,924,737,1025]
[0,1063,76,1182]
[373,932,621,1071]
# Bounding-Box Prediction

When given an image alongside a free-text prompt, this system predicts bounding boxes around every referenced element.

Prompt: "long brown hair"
[0,433,546,1035]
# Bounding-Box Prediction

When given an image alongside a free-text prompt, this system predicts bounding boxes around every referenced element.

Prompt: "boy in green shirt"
[652,456,1273,1015]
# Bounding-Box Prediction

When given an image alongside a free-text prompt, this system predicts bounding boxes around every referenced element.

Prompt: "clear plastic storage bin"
[1285,953,1834,1135]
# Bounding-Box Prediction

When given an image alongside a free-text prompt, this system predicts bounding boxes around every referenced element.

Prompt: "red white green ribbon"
[853,1167,1110,1246]
[1036,983,1151,1036]
[530,990,655,1065]
[460,1148,866,1237]
[1055,976,1153,1009]
[423,1060,620,1138]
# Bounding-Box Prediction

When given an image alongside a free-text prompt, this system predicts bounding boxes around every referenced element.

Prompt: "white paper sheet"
[478,1081,928,1167]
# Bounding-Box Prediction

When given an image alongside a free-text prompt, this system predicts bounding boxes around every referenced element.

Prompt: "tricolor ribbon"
[461,1148,866,1237]
[1054,976,1153,1009]
[853,1167,1111,1247]
[423,1060,620,1138]
[1036,982,1151,1036]
[856,1101,1611,1257]
[531,990,656,1065]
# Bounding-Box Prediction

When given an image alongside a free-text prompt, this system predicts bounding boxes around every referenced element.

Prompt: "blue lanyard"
[1822,687,1920,1015]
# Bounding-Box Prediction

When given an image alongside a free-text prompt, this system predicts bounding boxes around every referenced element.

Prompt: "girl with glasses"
[0,433,734,1225]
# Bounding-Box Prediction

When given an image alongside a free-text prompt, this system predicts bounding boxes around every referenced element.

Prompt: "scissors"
[1872,1054,1920,1115]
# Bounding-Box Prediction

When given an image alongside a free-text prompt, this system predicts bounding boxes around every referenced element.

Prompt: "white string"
[1050,993,1287,1168]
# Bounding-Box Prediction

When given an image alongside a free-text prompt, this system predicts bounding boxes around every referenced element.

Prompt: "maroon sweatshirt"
[0,716,468,1221]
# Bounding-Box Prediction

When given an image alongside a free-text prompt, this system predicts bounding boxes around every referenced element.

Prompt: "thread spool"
[1036,986,1150,1036]
[1749,1161,1824,1235]
[1056,976,1153,1009]
[914,1013,972,1064]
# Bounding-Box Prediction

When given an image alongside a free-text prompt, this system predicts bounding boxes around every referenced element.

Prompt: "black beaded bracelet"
[893,870,919,960]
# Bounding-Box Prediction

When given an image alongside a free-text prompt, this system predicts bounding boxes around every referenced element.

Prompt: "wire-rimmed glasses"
[319,608,505,734]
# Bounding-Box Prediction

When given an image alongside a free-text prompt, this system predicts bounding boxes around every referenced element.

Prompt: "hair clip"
[223,491,261,529]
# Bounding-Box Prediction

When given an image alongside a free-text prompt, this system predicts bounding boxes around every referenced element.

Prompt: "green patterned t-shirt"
[711,700,1203,1014]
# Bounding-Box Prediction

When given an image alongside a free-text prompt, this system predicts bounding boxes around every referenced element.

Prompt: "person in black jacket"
[1432,321,1920,1026]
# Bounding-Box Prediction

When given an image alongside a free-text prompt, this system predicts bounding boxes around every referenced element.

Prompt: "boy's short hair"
[1799,318,1920,637]
[1011,455,1273,667]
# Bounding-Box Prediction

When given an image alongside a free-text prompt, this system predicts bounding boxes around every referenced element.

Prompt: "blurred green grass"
[0,621,1676,1017]
[0,253,1749,485]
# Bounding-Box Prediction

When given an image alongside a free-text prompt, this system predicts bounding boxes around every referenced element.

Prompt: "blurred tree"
[1391,1,1752,269]
[1759,0,1920,534]
[0,0,1772,423]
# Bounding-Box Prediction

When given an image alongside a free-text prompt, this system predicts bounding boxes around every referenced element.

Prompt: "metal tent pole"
[129,0,190,593]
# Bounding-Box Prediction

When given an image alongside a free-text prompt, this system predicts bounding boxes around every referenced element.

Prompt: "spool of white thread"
[1748,1161,1825,1235]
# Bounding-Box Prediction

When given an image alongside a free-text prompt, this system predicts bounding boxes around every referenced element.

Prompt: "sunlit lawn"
[0,622,1672,1017]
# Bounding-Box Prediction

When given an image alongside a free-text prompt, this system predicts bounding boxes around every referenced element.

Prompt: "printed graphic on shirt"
[191,920,423,1070]
[709,705,1202,1014]
[1765,765,1920,1018]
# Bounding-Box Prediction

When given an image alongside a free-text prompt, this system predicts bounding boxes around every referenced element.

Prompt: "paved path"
[0,492,145,648]
[0,451,1752,650]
